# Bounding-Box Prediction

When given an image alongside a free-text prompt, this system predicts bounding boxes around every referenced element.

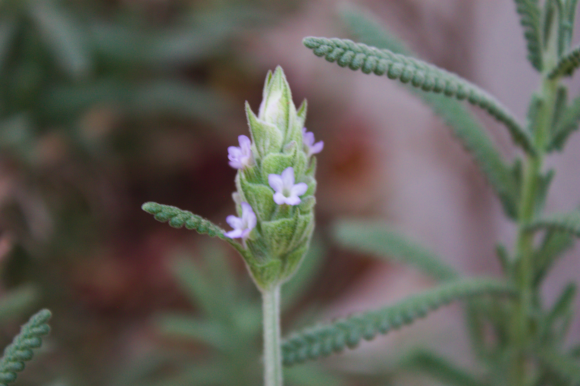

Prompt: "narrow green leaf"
[495,243,511,274]
[549,95,580,151]
[548,46,580,78]
[282,237,326,309]
[155,313,226,349]
[402,350,487,386]
[514,0,543,71]
[0,309,51,385]
[341,7,520,219]
[303,37,534,156]
[333,220,458,281]
[169,257,225,321]
[551,86,567,131]
[543,283,577,344]
[142,202,230,240]
[543,0,557,50]
[538,349,580,383]
[534,229,575,285]
[282,278,514,366]
[528,210,580,237]
[28,1,91,78]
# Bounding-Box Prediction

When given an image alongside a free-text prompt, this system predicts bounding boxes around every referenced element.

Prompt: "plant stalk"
[262,285,283,386]
[510,13,561,386]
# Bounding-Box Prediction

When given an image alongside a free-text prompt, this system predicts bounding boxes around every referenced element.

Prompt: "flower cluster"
[222,67,322,289]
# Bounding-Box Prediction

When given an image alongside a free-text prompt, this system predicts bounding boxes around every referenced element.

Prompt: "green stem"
[262,285,283,386]
[510,16,560,386]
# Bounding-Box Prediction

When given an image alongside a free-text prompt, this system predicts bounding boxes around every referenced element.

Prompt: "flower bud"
[225,66,321,290]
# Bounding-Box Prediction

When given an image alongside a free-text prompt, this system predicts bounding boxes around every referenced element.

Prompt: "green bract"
[142,66,318,291]
[237,67,316,290]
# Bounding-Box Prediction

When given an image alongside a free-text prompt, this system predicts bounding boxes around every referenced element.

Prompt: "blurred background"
[0,0,579,385]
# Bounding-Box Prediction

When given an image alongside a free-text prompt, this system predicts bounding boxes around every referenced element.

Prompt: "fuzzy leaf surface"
[0,309,51,386]
[281,278,514,366]
[528,210,580,237]
[548,46,580,79]
[142,202,227,239]
[341,7,519,218]
[303,37,533,155]
[514,0,543,71]
[549,95,580,151]
[334,220,458,281]
[538,349,580,383]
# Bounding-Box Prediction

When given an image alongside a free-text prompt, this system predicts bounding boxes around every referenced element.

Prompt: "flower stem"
[262,285,283,386]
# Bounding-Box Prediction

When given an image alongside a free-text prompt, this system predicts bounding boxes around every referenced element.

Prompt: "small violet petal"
[268,174,284,193]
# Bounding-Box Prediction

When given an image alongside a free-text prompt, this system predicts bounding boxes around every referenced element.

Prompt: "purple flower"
[225,202,256,243]
[228,135,254,169]
[268,167,308,206]
[302,128,324,157]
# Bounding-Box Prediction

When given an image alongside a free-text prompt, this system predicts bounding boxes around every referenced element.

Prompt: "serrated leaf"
[549,46,580,79]
[549,95,580,151]
[334,219,459,281]
[303,36,533,155]
[538,349,580,383]
[28,1,91,78]
[327,13,522,218]
[514,0,543,71]
[281,278,514,365]
[528,210,580,237]
[142,202,227,239]
[0,309,51,385]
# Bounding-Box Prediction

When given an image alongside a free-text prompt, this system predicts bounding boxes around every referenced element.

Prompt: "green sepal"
[291,213,314,248]
[261,152,295,179]
[247,259,283,290]
[280,245,309,283]
[296,100,308,130]
[238,175,276,222]
[298,196,316,213]
[259,66,294,136]
[305,156,317,177]
[304,176,317,196]
[261,217,297,257]
[246,102,283,158]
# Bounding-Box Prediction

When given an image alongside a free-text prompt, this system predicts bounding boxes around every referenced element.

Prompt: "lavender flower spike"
[225,202,256,244]
[268,167,308,206]
[302,128,324,157]
[228,135,254,169]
